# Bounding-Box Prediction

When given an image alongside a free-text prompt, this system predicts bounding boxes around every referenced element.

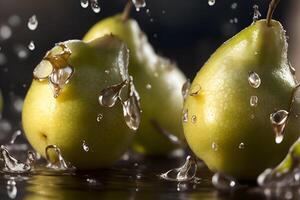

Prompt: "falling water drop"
[248,71,261,88]
[80,0,89,8]
[250,96,258,107]
[270,110,289,144]
[208,0,215,6]
[231,2,238,10]
[45,145,75,171]
[253,5,261,22]
[7,179,17,199]
[132,0,146,11]
[160,155,197,182]
[90,0,101,13]
[28,41,35,51]
[0,145,31,173]
[82,140,90,152]
[181,79,190,100]
[27,15,38,31]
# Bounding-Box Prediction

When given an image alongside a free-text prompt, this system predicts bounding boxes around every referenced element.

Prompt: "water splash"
[132,0,146,11]
[160,156,197,182]
[0,145,31,173]
[33,43,74,98]
[270,110,289,144]
[252,5,261,22]
[10,130,21,144]
[212,172,238,191]
[121,77,142,131]
[181,79,190,100]
[248,71,261,88]
[27,15,38,31]
[45,145,75,171]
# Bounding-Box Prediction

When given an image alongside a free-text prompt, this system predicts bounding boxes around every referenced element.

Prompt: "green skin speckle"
[183,20,300,180]
[22,36,134,169]
[83,15,186,155]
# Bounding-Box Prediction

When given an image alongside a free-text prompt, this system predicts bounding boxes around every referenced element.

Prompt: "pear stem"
[122,1,133,21]
[267,0,281,26]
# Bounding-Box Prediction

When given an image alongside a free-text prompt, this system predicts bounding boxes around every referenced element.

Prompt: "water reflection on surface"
[0,154,272,200]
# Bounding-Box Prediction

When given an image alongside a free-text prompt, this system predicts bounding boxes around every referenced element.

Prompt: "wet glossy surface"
[0,151,271,200]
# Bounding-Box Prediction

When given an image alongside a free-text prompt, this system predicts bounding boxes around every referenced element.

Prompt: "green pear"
[183,19,300,180]
[22,35,138,169]
[83,15,186,155]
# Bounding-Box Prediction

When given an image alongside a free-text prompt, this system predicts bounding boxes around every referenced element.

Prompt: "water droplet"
[189,84,201,96]
[250,96,258,107]
[45,145,75,171]
[28,41,35,51]
[121,78,142,131]
[10,130,21,144]
[160,155,197,182]
[231,2,238,10]
[253,5,261,22]
[212,172,238,190]
[290,64,296,75]
[96,113,103,122]
[27,15,38,31]
[181,79,191,100]
[212,142,218,151]
[0,145,31,173]
[191,115,197,124]
[132,0,146,11]
[14,45,29,60]
[182,109,188,123]
[98,80,128,107]
[146,83,152,90]
[238,142,245,149]
[208,0,215,6]
[8,15,21,27]
[80,0,89,8]
[7,179,17,199]
[270,110,289,144]
[26,151,36,165]
[86,178,97,184]
[90,0,100,13]
[0,25,12,40]
[248,71,261,88]
[82,140,89,152]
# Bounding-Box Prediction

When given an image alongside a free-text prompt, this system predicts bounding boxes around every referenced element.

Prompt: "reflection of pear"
[22,36,135,169]
[183,20,300,180]
[84,15,186,155]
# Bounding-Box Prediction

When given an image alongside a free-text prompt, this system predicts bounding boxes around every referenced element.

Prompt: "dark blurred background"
[0,0,296,128]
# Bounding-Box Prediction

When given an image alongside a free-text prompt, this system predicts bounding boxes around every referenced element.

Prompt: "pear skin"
[183,20,300,180]
[84,15,186,155]
[22,36,135,169]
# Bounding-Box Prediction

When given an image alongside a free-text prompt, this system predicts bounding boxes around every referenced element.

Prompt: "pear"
[22,35,139,169]
[83,14,186,155]
[183,19,300,180]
